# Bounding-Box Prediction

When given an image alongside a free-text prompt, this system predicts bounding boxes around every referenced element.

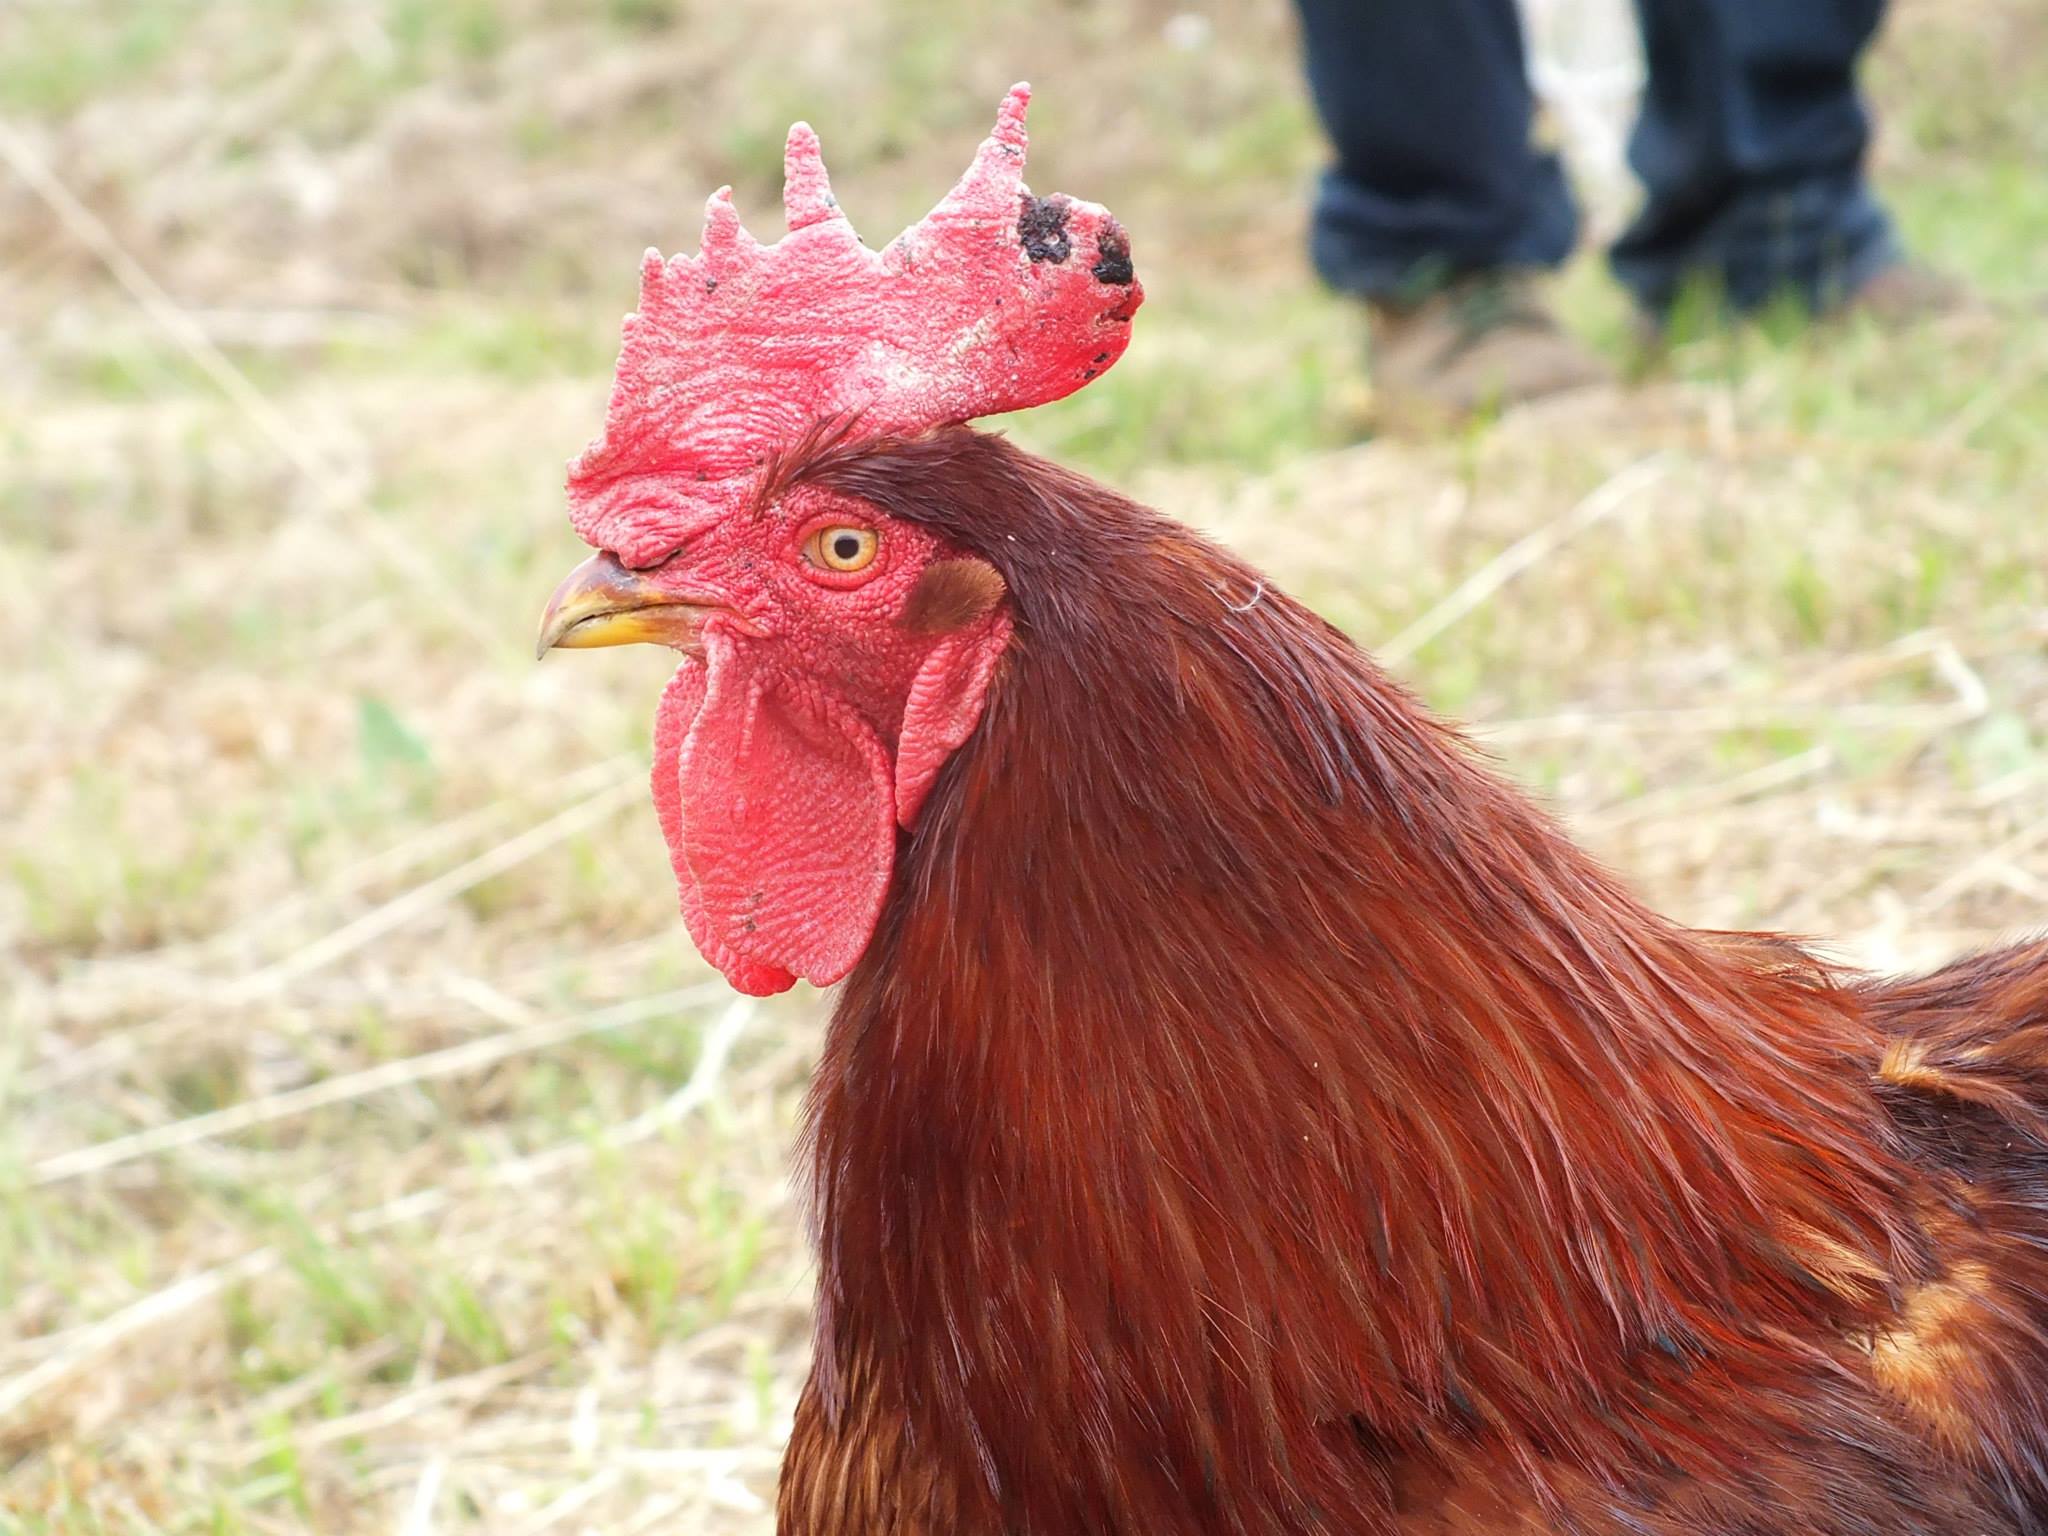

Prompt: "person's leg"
[1611,0,1902,317]
[1295,0,1581,299]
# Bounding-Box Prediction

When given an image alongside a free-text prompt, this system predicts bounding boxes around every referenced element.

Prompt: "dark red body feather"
[771,429,2048,1534]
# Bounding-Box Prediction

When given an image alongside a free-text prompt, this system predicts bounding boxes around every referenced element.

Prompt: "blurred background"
[3,0,2046,1529]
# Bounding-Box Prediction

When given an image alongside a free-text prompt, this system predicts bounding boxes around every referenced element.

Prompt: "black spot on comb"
[1016,194,1073,264]
[1091,220,1134,286]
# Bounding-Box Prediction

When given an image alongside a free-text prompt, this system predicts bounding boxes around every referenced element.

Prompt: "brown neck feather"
[798,429,1925,1527]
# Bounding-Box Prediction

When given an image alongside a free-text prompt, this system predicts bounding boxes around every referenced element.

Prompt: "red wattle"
[653,635,898,995]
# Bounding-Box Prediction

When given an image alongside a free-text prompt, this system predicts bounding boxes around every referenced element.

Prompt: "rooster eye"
[807,525,879,574]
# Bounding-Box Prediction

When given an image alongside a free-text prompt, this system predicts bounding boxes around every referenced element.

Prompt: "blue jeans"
[1296,0,1902,315]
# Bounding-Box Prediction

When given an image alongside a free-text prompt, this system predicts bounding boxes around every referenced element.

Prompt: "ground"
[3,0,2047,1530]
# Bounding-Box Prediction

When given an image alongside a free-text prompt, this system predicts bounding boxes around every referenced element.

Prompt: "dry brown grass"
[4,0,2047,1530]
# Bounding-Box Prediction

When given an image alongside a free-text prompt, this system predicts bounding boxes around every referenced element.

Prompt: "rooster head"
[536,85,1140,995]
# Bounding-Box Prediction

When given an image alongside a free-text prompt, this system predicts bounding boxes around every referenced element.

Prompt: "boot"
[1365,272,1611,427]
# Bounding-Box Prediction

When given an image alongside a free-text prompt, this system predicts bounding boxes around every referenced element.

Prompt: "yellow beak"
[535,552,721,660]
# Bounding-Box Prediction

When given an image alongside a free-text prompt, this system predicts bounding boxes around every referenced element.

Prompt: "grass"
[4,0,2048,1529]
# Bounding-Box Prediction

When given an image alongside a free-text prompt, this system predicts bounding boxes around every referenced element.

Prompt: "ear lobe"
[903,557,1006,635]
[895,609,1012,828]
[666,635,897,994]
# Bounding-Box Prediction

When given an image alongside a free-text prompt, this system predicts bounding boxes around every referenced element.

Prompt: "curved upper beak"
[535,552,723,660]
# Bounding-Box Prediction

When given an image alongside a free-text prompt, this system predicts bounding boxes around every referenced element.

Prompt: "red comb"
[567,83,1141,555]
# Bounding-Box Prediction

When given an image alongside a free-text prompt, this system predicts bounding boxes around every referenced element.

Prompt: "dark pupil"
[832,533,861,561]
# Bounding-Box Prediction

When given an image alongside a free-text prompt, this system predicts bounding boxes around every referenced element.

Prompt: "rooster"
[535,87,2048,1535]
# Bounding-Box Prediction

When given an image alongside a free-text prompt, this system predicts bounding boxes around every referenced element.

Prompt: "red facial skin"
[626,476,1009,995]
